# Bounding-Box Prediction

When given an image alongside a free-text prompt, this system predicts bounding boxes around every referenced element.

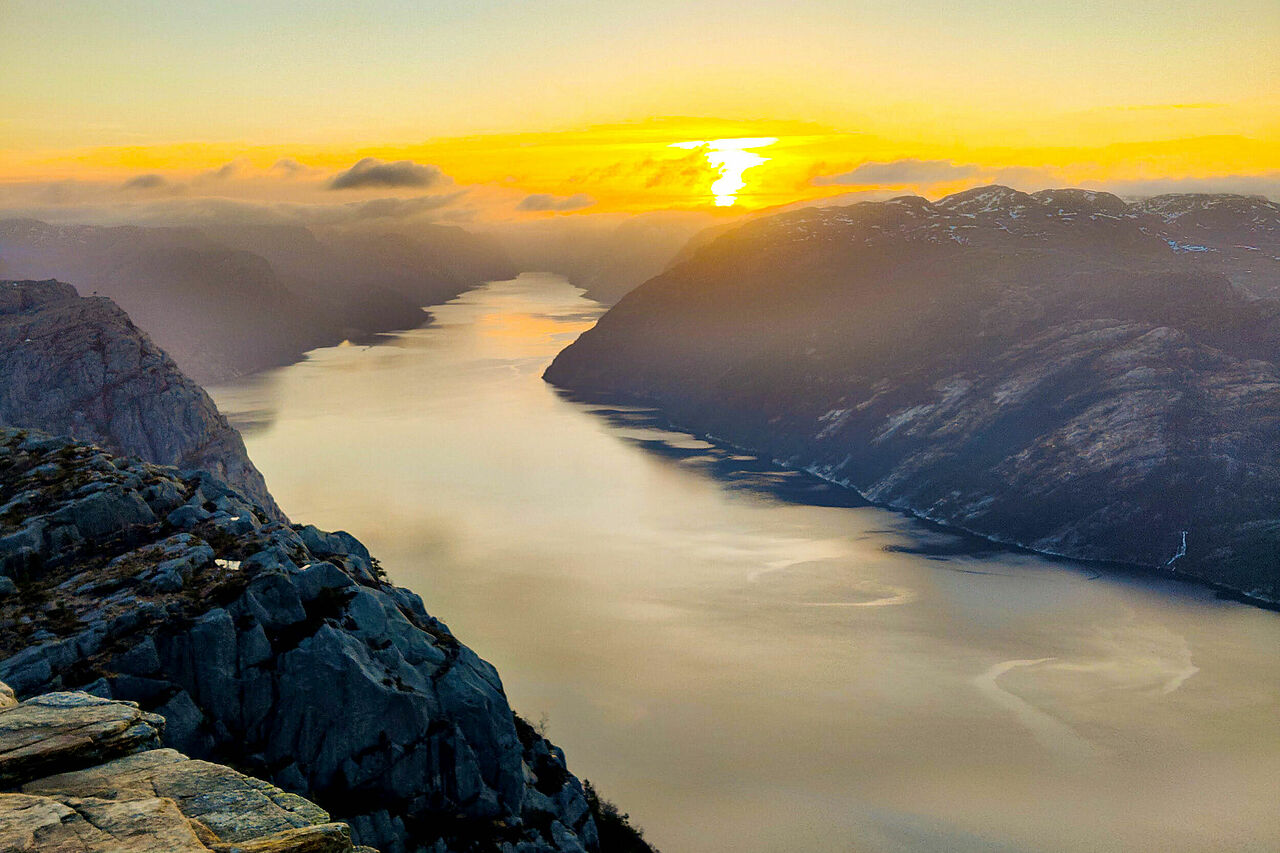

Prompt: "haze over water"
[211,274,1280,853]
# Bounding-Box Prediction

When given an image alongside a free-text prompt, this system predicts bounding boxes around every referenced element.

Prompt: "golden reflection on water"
[211,274,1280,853]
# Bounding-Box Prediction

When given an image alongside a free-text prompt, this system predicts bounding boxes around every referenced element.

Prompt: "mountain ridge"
[546,187,1280,604]
[0,218,518,383]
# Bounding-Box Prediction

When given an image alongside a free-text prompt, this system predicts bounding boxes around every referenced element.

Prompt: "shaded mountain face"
[546,187,1280,602]
[0,220,336,384]
[0,219,517,384]
[0,280,283,521]
[0,428,626,853]
[200,222,518,313]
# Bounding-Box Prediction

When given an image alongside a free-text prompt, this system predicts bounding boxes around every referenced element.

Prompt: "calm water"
[210,274,1280,853]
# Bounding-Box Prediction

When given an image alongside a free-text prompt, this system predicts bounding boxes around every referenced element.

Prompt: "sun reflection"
[671,136,778,206]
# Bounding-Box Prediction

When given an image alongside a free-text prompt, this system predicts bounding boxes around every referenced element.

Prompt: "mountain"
[0,428,652,853]
[545,187,1280,604]
[0,280,283,520]
[0,219,338,384]
[0,219,518,384]
[200,222,518,315]
[1129,192,1280,298]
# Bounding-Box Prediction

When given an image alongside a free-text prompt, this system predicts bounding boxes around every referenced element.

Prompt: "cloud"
[325,192,468,222]
[0,188,472,230]
[1099,172,1280,200]
[121,173,169,191]
[986,166,1061,190]
[516,192,595,212]
[566,150,713,192]
[203,159,248,181]
[328,157,448,190]
[814,159,980,186]
[270,158,320,178]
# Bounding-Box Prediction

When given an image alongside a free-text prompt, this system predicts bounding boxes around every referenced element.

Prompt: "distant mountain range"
[490,212,711,305]
[547,187,1280,603]
[0,219,516,384]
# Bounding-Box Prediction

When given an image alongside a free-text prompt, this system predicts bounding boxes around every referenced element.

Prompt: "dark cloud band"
[517,192,595,212]
[814,159,978,186]
[329,158,448,190]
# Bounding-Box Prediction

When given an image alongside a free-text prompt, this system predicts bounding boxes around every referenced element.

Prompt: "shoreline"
[548,382,1280,614]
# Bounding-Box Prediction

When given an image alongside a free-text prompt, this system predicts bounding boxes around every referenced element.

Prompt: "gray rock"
[167,504,210,528]
[0,434,617,853]
[0,280,285,520]
[113,637,161,676]
[290,562,355,602]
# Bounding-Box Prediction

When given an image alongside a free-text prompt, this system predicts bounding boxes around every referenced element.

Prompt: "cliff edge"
[0,428,643,852]
[0,280,284,521]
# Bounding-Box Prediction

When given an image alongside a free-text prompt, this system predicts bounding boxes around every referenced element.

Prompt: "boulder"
[0,692,163,786]
[0,792,213,853]
[0,684,365,853]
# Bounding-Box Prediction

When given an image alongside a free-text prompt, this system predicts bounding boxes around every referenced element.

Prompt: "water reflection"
[210,274,1280,853]
[579,405,873,508]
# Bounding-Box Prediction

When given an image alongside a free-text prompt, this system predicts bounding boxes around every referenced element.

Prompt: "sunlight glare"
[671,137,778,206]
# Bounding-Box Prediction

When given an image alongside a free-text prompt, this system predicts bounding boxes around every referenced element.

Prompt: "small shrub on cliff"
[583,780,658,853]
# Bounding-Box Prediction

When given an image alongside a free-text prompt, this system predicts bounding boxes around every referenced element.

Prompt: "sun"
[671,137,778,206]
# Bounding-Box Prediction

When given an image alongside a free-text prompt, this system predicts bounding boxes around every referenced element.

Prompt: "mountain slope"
[0,280,283,520]
[0,220,340,384]
[200,222,518,315]
[546,188,1280,603]
[0,219,518,384]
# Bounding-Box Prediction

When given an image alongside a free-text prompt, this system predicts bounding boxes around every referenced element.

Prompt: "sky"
[1,0,1277,220]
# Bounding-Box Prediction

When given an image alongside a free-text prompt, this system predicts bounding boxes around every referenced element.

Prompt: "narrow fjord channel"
[210,274,1280,853]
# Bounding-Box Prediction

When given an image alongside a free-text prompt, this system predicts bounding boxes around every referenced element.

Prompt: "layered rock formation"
[0,427,619,853]
[546,188,1280,603]
[0,683,368,852]
[0,280,283,520]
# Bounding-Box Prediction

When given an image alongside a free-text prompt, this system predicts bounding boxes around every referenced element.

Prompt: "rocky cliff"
[0,428,635,853]
[0,280,283,521]
[546,187,1280,603]
[0,681,370,852]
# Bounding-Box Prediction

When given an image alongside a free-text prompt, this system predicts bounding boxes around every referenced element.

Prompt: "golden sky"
[1,1,1277,218]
